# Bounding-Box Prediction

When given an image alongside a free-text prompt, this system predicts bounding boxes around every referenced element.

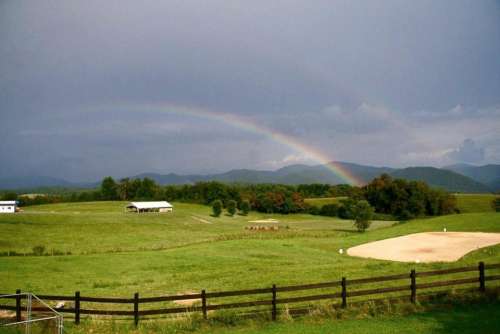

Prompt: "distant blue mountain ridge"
[1,162,498,193]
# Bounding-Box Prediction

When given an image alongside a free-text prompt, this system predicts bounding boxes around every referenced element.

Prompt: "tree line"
[3,174,460,220]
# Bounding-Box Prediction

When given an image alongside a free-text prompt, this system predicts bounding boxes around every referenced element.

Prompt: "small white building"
[0,201,18,213]
[126,201,173,213]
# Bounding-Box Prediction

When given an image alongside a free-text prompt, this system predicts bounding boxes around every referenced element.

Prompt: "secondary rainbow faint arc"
[120,103,363,186]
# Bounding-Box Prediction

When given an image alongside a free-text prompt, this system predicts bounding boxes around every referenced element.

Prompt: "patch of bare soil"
[172,291,201,306]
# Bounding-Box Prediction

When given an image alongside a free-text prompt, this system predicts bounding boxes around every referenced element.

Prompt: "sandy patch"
[347,232,500,263]
[248,219,280,224]
[0,310,16,320]
[172,291,201,306]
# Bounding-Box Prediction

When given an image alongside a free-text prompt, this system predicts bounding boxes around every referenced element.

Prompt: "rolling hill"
[2,163,495,193]
[444,164,500,191]
[389,167,491,193]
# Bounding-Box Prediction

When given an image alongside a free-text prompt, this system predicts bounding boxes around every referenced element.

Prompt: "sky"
[1,0,499,181]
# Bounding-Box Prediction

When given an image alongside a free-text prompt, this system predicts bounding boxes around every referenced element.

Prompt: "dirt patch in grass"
[173,291,201,306]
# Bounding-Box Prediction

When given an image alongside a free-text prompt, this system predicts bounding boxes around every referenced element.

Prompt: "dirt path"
[191,215,212,224]
[347,232,500,263]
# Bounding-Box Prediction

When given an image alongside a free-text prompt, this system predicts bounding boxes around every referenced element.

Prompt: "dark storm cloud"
[1,0,499,180]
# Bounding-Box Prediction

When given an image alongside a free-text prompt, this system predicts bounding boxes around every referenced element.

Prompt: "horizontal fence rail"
[1,261,499,327]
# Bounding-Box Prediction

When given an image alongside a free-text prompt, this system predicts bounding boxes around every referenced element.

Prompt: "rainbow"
[100,103,363,185]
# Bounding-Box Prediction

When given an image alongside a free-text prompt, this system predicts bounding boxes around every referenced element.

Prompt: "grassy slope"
[59,298,500,334]
[1,197,500,333]
[0,201,393,254]
[455,193,496,213]
[0,199,499,297]
[210,303,500,334]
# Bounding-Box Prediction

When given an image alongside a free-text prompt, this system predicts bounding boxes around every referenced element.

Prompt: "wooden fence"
[2,261,500,327]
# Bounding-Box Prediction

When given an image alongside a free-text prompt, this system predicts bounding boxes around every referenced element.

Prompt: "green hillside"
[445,164,500,191]
[390,167,491,193]
[455,193,497,213]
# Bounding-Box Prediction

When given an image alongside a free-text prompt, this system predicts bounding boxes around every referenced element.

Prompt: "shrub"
[227,200,237,216]
[212,200,223,217]
[320,203,339,217]
[32,245,46,256]
[240,200,250,215]
[308,206,321,215]
[397,210,414,221]
[492,197,500,212]
[338,198,357,219]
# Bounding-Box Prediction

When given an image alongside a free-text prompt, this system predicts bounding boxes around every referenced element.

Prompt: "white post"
[26,293,32,334]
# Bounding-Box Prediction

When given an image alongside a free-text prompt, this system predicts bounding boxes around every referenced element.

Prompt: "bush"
[212,200,223,217]
[227,200,237,216]
[491,197,500,212]
[240,200,250,215]
[338,198,357,219]
[32,245,45,256]
[320,204,339,217]
[352,200,374,232]
[308,206,321,215]
[397,210,414,221]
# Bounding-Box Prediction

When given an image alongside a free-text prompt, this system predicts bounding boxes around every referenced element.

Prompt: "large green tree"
[352,200,374,232]
[227,200,237,216]
[363,174,456,218]
[212,200,223,217]
[240,200,250,215]
[101,176,118,200]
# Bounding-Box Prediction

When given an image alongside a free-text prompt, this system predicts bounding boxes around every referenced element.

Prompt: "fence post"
[201,290,207,319]
[271,284,277,321]
[410,269,416,303]
[75,291,80,324]
[15,289,21,322]
[479,261,485,292]
[134,292,139,327]
[341,277,347,308]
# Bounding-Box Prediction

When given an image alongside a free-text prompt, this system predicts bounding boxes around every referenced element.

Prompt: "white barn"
[126,201,173,213]
[0,201,18,213]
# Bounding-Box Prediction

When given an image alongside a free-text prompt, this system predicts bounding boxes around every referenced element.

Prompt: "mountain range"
[1,162,498,193]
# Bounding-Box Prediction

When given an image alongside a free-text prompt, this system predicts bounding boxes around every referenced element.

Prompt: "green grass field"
[0,195,499,333]
[52,297,499,334]
[304,197,347,207]
[455,193,496,213]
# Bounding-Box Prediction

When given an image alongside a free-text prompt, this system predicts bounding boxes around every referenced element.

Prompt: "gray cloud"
[446,139,485,164]
[1,0,499,180]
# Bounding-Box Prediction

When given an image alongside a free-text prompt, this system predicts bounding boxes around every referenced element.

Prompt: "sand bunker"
[347,232,500,263]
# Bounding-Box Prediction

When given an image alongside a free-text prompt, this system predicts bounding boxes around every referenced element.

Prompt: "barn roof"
[126,201,173,209]
[0,201,17,205]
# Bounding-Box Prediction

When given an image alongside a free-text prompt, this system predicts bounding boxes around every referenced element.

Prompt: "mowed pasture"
[454,193,497,213]
[0,195,499,300]
[304,197,347,207]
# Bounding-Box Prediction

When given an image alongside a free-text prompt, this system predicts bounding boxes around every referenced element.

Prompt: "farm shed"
[0,201,18,213]
[126,201,173,213]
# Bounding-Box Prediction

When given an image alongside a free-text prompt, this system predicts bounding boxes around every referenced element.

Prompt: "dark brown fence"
[2,261,499,327]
